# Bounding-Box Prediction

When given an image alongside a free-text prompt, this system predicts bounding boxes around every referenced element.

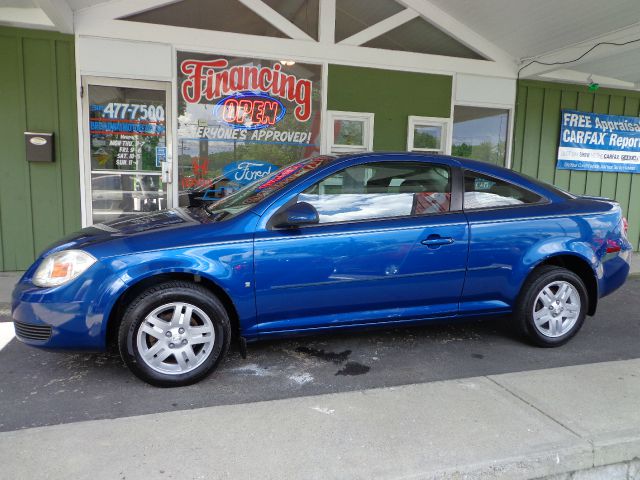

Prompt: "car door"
[253,158,470,334]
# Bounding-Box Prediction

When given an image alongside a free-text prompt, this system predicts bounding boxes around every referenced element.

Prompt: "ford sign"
[223,160,278,185]
[214,92,286,130]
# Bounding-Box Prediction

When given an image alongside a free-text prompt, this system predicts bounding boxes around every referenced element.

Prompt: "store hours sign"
[557,110,640,173]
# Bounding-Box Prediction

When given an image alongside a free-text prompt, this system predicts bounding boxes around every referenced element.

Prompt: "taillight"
[606,239,621,254]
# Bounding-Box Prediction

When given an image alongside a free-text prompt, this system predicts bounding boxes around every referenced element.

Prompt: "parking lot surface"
[1,277,638,433]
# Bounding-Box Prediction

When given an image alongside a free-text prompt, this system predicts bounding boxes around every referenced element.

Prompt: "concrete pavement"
[1,359,640,479]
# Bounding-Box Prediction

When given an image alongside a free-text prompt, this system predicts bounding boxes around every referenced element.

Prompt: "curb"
[406,430,640,479]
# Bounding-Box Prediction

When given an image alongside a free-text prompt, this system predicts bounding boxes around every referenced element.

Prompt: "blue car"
[12,153,632,386]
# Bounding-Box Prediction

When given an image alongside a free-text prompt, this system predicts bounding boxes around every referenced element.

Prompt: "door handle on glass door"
[421,235,454,247]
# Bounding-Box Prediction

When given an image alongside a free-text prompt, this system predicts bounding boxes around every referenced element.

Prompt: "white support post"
[339,8,419,46]
[318,0,336,44]
[237,0,314,41]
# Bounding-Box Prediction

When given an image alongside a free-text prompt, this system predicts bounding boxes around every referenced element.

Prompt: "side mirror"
[272,202,319,228]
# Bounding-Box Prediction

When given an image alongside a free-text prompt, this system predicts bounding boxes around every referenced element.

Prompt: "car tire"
[118,281,231,387]
[515,265,588,347]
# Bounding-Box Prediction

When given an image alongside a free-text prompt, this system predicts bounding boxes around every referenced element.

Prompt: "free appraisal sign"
[557,109,640,173]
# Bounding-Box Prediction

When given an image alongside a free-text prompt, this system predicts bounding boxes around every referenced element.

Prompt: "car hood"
[42,208,214,256]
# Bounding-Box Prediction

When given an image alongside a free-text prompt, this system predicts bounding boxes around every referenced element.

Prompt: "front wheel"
[515,266,588,347]
[118,281,231,387]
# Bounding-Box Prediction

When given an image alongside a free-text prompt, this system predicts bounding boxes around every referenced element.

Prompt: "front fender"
[92,242,256,347]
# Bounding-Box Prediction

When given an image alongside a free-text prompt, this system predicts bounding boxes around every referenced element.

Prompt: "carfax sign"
[557,109,640,173]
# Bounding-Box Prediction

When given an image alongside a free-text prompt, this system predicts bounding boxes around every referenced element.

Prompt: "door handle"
[421,235,454,247]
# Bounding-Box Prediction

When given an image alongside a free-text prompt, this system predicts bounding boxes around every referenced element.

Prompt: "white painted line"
[0,322,16,351]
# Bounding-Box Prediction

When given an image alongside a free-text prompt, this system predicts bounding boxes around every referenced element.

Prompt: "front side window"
[299,162,451,224]
[464,171,542,210]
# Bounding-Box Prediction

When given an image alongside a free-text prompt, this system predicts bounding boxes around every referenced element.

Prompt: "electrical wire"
[517,37,640,80]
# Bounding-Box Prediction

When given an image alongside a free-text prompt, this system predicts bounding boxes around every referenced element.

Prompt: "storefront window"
[86,81,169,224]
[452,106,509,166]
[176,52,322,206]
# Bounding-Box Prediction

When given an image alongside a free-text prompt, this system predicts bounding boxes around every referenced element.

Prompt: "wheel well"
[533,255,598,315]
[105,273,241,350]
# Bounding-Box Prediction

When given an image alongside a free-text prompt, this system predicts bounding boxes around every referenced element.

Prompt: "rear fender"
[514,238,599,312]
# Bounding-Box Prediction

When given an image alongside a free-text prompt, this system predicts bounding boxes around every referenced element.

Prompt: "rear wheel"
[515,266,588,347]
[118,281,230,387]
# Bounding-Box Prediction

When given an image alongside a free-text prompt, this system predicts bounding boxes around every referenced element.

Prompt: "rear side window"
[299,161,451,224]
[464,171,542,210]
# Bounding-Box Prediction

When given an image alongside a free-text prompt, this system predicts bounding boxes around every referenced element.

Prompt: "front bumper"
[11,268,115,351]
[12,296,102,350]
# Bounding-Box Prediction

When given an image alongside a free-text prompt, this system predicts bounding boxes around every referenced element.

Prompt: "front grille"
[14,321,52,342]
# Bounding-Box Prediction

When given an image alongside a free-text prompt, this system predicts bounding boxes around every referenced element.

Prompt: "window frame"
[325,110,375,154]
[267,160,463,229]
[462,169,549,213]
[407,116,452,154]
[452,102,514,168]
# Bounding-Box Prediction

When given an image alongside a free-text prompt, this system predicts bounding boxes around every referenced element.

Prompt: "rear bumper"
[598,249,632,299]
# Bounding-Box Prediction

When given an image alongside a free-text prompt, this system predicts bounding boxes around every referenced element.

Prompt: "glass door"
[82,77,172,225]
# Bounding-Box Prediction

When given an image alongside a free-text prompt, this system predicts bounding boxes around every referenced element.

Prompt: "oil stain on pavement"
[295,346,371,375]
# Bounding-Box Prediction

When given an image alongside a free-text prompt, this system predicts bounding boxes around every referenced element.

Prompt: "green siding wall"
[513,80,640,250]
[0,27,81,271]
[327,65,452,151]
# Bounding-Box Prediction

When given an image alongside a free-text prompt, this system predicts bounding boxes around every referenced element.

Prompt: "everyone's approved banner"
[557,109,640,173]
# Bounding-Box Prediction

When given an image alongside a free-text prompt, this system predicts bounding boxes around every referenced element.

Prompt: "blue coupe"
[12,153,632,386]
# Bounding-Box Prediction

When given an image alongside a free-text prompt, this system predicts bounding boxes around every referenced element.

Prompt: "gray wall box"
[25,132,54,162]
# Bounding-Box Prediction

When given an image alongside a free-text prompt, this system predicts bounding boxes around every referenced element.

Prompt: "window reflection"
[453,106,509,166]
[464,171,541,209]
[301,162,451,224]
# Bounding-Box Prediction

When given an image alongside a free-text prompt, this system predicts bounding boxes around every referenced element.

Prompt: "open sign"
[214,92,286,130]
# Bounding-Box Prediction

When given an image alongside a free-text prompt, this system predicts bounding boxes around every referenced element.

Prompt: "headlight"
[32,250,97,288]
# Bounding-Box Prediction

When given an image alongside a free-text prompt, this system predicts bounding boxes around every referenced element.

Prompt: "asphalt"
[0,276,638,433]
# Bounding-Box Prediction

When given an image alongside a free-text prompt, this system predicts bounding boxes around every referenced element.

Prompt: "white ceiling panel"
[426,0,640,59]
[572,49,640,84]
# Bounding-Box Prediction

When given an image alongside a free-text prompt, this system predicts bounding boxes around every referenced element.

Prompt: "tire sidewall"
[521,268,588,347]
[119,284,230,387]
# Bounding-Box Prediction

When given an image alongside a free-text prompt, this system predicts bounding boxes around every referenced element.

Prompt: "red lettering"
[180,59,228,103]
[238,99,253,124]
[294,80,312,122]
[222,99,238,123]
[180,59,313,122]
[260,101,278,124]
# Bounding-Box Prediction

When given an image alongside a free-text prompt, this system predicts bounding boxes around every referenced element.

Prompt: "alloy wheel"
[532,280,581,338]
[136,302,215,375]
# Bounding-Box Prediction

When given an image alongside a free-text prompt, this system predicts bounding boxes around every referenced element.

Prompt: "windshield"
[205,156,335,220]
